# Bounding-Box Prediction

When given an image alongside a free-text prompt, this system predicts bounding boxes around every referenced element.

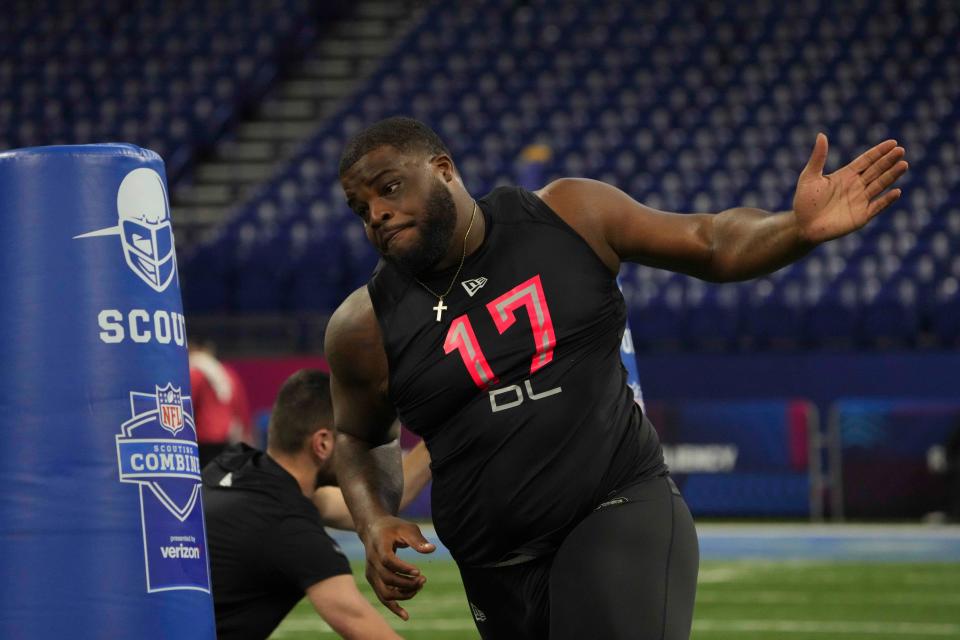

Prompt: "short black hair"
[267,369,332,455]
[338,116,450,176]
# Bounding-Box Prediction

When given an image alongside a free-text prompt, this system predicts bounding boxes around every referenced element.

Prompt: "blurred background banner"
[0,145,215,638]
[832,399,960,519]
[646,400,816,517]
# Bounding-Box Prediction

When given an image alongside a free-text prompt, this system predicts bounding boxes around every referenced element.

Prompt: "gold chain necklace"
[415,201,478,322]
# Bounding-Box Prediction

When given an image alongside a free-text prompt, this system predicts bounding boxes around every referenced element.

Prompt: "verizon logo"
[461,277,488,297]
[160,544,201,559]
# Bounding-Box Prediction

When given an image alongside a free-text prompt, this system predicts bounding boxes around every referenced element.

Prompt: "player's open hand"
[793,133,908,245]
[362,515,436,620]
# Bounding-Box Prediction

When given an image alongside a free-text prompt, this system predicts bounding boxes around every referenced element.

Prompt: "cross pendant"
[433,298,448,322]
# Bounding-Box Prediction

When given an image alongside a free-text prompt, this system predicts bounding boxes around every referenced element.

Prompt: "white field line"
[695,591,960,605]
[697,565,757,583]
[697,561,960,585]
[692,619,960,636]
[710,571,960,587]
[696,523,960,540]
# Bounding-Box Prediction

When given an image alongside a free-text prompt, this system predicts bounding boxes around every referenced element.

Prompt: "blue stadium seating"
[179,0,959,352]
[0,0,342,184]
[11,0,953,350]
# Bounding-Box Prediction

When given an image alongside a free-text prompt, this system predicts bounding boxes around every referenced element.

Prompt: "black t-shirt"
[202,444,351,640]
[367,186,667,567]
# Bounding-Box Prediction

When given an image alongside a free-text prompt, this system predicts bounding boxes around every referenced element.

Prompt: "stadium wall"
[635,350,960,407]
[224,351,959,520]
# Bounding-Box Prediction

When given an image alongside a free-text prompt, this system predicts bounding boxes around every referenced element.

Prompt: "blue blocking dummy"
[0,145,215,639]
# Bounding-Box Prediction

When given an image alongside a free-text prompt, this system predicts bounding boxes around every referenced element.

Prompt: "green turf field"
[270,560,960,639]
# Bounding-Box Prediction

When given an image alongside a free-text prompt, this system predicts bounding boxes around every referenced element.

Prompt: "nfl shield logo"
[156,384,184,435]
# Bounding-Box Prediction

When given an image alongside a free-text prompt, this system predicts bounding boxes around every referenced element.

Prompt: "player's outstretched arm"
[537,134,907,282]
[306,575,404,639]
[326,287,435,621]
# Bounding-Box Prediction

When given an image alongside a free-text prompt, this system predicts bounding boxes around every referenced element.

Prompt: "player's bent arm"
[306,575,403,640]
[327,288,435,622]
[537,177,812,283]
[326,286,402,537]
[313,439,430,531]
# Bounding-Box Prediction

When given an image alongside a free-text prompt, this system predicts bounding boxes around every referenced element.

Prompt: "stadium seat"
[1,0,338,184]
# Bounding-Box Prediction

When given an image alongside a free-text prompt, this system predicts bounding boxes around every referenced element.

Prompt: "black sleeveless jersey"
[367,186,667,567]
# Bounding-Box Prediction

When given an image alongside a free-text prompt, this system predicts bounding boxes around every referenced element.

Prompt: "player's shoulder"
[534,178,621,273]
[329,285,374,324]
[326,287,376,348]
[536,177,618,214]
[324,286,386,379]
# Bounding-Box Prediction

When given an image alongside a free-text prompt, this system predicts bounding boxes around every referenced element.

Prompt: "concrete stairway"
[172,1,426,247]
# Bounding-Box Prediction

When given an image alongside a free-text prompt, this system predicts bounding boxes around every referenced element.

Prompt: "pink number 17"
[443,275,556,389]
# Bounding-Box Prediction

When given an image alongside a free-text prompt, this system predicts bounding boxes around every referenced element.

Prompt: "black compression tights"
[458,475,699,640]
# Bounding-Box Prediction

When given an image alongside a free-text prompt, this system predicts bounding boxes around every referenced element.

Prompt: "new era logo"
[461,277,488,297]
[470,602,487,622]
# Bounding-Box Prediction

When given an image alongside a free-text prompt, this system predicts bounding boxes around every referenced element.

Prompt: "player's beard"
[382,178,457,276]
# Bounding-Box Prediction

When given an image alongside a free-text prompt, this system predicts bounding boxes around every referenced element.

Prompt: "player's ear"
[430,154,456,183]
[311,428,334,461]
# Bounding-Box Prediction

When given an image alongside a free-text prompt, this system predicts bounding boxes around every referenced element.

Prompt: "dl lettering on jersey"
[489,378,563,413]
